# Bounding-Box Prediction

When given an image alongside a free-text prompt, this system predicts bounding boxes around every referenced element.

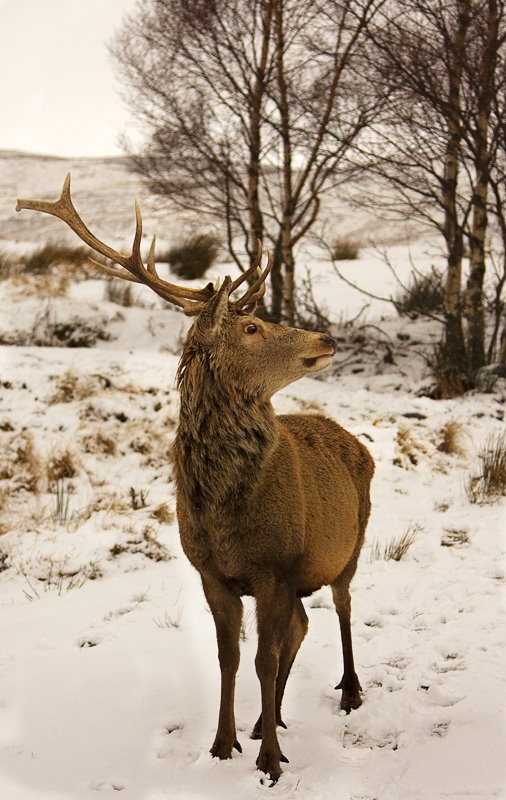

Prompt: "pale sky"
[1,0,141,158]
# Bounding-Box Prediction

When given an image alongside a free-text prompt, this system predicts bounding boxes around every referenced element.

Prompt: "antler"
[16,174,271,315]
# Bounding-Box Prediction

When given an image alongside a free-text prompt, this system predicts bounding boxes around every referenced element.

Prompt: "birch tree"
[111,0,384,323]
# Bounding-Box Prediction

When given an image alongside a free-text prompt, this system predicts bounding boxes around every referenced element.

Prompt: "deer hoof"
[260,772,281,788]
[339,690,362,714]
[336,676,363,713]
[210,736,242,760]
[256,747,289,782]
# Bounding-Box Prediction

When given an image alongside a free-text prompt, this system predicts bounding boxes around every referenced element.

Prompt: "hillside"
[0,151,504,800]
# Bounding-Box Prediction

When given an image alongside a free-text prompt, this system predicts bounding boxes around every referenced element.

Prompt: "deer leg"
[201,572,243,760]
[331,579,362,713]
[254,578,295,783]
[251,598,308,740]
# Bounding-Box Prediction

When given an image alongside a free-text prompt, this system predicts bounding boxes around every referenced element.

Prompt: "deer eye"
[243,323,259,335]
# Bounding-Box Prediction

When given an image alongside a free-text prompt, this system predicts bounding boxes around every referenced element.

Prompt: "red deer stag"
[17,175,374,784]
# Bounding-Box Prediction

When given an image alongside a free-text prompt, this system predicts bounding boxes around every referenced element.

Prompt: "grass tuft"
[153,608,183,630]
[467,432,506,504]
[47,449,78,487]
[104,279,133,307]
[436,420,465,456]
[370,523,422,562]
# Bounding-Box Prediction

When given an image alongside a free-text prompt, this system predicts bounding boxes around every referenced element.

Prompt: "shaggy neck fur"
[173,347,277,518]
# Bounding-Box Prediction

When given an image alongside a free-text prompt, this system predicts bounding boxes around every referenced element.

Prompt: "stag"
[17,176,374,784]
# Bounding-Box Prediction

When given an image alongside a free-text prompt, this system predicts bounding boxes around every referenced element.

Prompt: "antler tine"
[16,173,133,268]
[233,250,273,311]
[16,174,215,312]
[227,240,263,297]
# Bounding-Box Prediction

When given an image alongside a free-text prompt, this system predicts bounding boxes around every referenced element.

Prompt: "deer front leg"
[201,572,243,760]
[254,578,294,784]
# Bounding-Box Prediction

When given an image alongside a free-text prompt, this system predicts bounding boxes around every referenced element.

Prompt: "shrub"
[394,267,444,319]
[331,236,360,261]
[467,432,506,504]
[159,233,221,280]
[21,242,92,274]
[294,269,333,333]
[426,342,472,399]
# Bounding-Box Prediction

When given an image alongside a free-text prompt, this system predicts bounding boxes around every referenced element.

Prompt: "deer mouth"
[303,350,335,371]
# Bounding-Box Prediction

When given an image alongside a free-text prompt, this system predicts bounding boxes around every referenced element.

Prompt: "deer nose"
[320,334,336,351]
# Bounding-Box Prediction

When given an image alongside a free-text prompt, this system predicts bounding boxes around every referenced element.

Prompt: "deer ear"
[194,277,231,345]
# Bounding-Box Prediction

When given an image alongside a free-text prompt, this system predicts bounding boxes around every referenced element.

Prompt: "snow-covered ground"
[0,155,505,799]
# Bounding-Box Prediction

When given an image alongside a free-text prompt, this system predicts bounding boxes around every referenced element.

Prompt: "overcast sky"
[2,0,140,158]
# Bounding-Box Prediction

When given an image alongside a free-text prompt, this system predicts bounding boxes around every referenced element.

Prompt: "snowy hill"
[0,152,504,800]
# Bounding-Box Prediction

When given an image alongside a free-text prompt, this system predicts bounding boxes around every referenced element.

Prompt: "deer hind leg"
[251,598,308,740]
[331,577,362,713]
[254,578,295,783]
[201,572,243,760]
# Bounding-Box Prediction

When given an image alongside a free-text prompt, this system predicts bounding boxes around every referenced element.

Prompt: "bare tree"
[111,0,385,323]
[362,0,506,389]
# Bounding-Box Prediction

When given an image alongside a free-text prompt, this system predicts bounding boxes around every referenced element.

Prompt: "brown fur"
[172,287,374,781]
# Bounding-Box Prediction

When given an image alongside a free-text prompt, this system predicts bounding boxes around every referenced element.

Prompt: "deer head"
[16,175,336,400]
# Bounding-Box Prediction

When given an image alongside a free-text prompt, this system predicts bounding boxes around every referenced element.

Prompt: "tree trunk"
[268,239,284,322]
[281,228,296,326]
[441,0,471,373]
[273,0,296,325]
[247,1,273,256]
[465,0,498,372]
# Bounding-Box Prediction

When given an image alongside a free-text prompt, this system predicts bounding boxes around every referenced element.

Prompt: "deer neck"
[173,352,277,516]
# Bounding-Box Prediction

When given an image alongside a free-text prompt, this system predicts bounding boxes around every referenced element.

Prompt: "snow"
[1,156,505,800]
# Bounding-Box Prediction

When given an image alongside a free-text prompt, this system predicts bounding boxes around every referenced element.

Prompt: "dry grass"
[80,429,117,456]
[109,524,173,563]
[441,528,470,547]
[394,425,428,468]
[50,370,108,404]
[467,432,506,504]
[153,608,183,630]
[0,431,43,493]
[104,279,133,307]
[436,420,466,456]
[8,270,72,298]
[21,242,92,274]
[370,523,422,562]
[151,503,175,525]
[2,304,111,348]
[46,448,79,487]
[0,250,18,278]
